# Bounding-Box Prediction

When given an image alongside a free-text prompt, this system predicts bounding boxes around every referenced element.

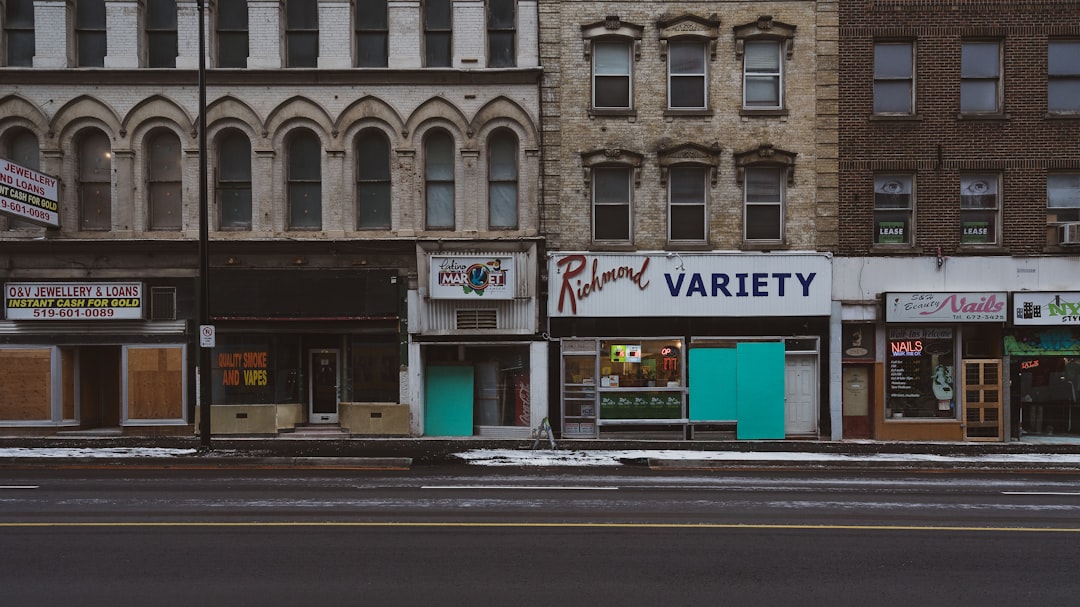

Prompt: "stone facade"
[539,0,838,253]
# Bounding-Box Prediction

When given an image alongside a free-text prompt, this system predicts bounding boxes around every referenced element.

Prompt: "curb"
[638,457,1080,473]
[0,456,413,470]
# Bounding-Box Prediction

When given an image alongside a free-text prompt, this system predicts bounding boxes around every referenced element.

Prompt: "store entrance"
[77,346,122,429]
[309,349,340,424]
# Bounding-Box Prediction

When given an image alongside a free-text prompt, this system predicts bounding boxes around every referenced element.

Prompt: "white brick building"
[0,0,545,438]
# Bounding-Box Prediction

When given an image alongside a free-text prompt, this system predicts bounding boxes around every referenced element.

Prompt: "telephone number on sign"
[31,308,115,319]
[0,198,52,221]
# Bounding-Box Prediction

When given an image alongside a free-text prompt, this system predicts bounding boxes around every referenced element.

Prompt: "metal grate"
[150,287,176,321]
[456,309,497,330]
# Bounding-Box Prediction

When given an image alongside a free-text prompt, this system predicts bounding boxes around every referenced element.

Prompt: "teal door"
[736,342,786,439]
[689,348,737,421]
[424,365,474,436]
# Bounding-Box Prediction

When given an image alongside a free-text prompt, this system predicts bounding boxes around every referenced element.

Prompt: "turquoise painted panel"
[689,348,737,421]
[424,365,474,437]
[736,342,786,439]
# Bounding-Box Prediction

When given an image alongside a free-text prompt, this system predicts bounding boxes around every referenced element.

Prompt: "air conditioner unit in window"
[1059,223,1080,246]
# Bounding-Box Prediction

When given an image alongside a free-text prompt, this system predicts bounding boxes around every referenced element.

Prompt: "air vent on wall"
[456,309,498,330]
[150,287,176,320]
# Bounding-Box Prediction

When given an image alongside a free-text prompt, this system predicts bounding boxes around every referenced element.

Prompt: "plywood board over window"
[0,349,52,420]
[126,346,185,421]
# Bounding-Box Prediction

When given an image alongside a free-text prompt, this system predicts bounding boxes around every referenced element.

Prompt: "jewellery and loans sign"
[0,159,59,228]
[5,282,144,320]
[886,292,1007,323]
[1013,292,1080,326]
[429,255,515,300]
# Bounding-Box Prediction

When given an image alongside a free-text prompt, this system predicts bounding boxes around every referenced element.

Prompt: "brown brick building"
[836,0,1080,442]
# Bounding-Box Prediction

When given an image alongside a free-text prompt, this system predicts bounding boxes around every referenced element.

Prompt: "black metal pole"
[197,0,212,448]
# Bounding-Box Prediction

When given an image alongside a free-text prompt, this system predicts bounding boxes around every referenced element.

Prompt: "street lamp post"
[197,0,212,448]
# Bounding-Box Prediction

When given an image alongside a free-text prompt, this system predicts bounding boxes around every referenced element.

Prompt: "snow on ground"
[0,447,198,458]
[454,448,1080,467]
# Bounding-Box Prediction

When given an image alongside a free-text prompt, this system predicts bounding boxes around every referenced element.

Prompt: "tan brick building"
[539,1,841,440]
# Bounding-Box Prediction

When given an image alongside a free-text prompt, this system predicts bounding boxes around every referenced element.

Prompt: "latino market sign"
[5,282,144,320]
[429,255,515,300]
[0,159,60,228]
[886,292,1007,323]
[547,253,831,318]
[1013,292,1080,326]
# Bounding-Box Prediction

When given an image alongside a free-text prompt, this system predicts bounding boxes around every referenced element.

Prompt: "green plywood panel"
[736,342,786,439]
[424,365,474,437]
[689,348,737,421]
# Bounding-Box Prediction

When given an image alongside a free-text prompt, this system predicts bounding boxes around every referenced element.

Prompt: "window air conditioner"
[1059,223,1080,246]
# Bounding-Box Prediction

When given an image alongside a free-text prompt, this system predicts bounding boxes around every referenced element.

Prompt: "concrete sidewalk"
[1,434,1080,471]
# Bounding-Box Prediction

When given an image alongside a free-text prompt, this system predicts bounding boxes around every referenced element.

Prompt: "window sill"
[588,242,636,252]
[869,114,922,122]
[665,241,712,251]
[957,112,1010,121]
[664,109,714,118]
[589,108,637,118]
[1046,112,1080,120]
[870,244,920,254]
[956,245,1008,254]
[740,108,789,118]
[741,241,787,251]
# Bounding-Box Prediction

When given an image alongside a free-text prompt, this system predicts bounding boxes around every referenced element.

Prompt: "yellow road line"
[0,521,1078,533]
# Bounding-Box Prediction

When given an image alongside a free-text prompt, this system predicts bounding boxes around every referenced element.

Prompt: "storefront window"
[886,327,956,419]
[598,339,683,388]
[212,335,301,404]
[348,338,399,402]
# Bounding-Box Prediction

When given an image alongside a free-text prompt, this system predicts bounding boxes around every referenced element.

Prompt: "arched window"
[287,130,321,229]
[148,129,182,230]
[2,128,40,229]
[487,129,518,229]
[424,130,454,229]
[216,0,248,68]
[217,130,252,229]
[356,129,391,229]
[78,129,112,231]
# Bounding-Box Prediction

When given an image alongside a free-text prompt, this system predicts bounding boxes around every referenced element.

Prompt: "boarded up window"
[126,347,184,420]
[0,349,52,420]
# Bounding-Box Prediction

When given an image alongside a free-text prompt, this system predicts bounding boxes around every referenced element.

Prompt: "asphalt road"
[1,467,1078,606]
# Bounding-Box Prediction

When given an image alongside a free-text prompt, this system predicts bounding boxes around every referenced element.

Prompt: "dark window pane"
[289,183,322,228]
[489,32,515,67]
[357,0,388,29]
[148,33,178,68]
[358,183,391,229]
[79,131,112,231]
[146,0,177,29]
[149,182,182,230]
[6,0,34,24]
[594,204,629,241]
[289,133,321,180]
[7,32,35,66]
[218,33,248,67]
[1049,81,1080,112]
[287,33,318,67]
[425,132,454,180]
[219,133,251,181]
[746,205,781,240]
[426,33,451,67]
[149,133,182,181]
[873,81,911,114]
[357,34,388,67]
[219,188,252,229]
[78,32,106,67]
[595,77,630,108]
[217,0,247,28]
[357,132,390,179]
[593,167,629,203]
[874,43,912,78]
[78,131,111,182]
[961,42,998,78]
[670,77,705,108]
[670,167,705,204]
[80,185,111,230]
[670,204,705,241]
[9,129,40,169]
[76,0,106,27]
[488,0,514,28]
[1049,41,1080,76]
[425,0,451,29]
[287,0,318,28]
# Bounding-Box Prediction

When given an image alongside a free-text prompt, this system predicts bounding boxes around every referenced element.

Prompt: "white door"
[785,354,818,435]
[309,349,339,424]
